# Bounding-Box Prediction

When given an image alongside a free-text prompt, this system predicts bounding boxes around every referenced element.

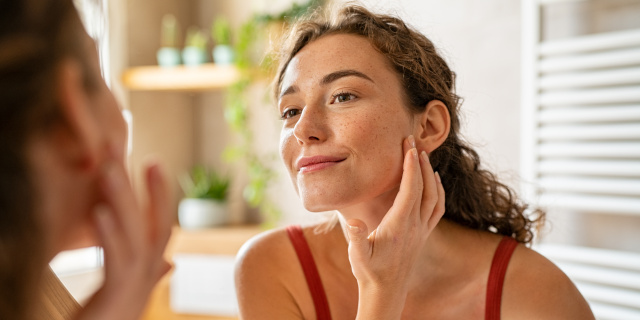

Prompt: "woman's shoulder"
[502,242,594,319]
[234,223,333,319]
[236,225,293,266]
[235,224,302,284]
[235,223,328,270]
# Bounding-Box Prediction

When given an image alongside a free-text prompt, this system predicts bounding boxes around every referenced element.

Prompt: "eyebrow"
[279,69,374,99]
[321,69,374,85]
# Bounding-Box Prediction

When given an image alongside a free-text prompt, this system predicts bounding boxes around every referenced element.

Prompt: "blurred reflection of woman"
[236,4,594,320]
[0,0,172,319]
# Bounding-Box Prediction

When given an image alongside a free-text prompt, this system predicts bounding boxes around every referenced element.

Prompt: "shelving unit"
[122,63,239,91]
[141,225,261,320]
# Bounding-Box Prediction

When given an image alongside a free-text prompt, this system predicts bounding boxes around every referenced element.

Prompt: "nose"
[293,106,327,145]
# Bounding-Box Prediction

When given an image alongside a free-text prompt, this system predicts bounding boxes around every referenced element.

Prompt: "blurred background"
[51,0,640,319]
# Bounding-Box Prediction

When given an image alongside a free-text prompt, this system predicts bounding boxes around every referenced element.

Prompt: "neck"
[336,185,399,232]
[336,207,480,291]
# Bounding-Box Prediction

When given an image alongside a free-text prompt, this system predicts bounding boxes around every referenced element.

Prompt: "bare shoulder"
[236,226,294,275]
[501,243,595,319]
[235,226,301,319]
[236,222,336,270]
[235,224,324,319]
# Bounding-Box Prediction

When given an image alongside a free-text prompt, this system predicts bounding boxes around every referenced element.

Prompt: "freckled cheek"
[279,130,297,172]
[339,116,397,162]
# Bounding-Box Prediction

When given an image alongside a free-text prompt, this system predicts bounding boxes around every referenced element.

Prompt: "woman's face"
[73,33,128,240]
[84,36,127,156]
[278,33,418,212]
[53,33,127,251]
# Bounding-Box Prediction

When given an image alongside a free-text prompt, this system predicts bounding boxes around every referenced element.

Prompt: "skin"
[236,33,594,319]
[26,32,172,320]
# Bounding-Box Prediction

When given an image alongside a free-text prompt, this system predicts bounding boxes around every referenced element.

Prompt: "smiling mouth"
[297,156,347,174]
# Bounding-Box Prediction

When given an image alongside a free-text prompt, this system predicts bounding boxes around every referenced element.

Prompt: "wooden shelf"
[122,64,240,92]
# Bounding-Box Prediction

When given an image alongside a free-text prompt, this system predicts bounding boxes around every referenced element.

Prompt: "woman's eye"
[331,92,356,104]
[281,108,301,120]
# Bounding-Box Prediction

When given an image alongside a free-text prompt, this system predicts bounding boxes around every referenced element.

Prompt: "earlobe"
[416,100,451,153]
[56,59,101,171]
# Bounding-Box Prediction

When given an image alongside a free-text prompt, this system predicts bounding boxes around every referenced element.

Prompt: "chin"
[300,194,337,212]
[298,186,355,212]
[301,200,335,213]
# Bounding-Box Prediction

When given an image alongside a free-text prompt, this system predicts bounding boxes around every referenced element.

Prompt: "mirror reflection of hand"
[77,144,173,320]
[346,135,446,318]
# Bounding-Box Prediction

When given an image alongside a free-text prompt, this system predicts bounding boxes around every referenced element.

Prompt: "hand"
[77,146,173,320]
[346,135,445,318]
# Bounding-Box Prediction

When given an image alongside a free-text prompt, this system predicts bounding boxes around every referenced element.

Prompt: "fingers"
[346,219,371,271]
[418,150,438,224]
[94,205,125,280]
[83,144,172,320]
[402,135,413,156]
[429,172,446,230]
[156,260,173,283]
[100,159,145,253]
[144,161,173,257]
[387,136,423,222]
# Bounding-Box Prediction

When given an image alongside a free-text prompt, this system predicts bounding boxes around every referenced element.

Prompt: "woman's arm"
[346,135,446,319]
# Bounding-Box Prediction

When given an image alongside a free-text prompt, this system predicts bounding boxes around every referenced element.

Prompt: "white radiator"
[522,22,640,215]
[521,1,640,319]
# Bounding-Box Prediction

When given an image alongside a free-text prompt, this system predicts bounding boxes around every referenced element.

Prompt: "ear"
[54,59,101,171]
[414,100,451,153]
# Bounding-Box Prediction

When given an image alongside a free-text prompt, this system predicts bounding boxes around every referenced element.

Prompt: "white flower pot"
[212,45,234,65]
[178,198,228,229]
[157,47,181,67]
[182,46,207,67]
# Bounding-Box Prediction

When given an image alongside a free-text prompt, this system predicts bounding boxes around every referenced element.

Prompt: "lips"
[296,155,346,173]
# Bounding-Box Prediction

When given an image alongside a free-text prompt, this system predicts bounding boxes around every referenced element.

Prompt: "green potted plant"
[178,166,230,229]
[182,26,208,67]
[211,16,234,65]
[157,14,181,67]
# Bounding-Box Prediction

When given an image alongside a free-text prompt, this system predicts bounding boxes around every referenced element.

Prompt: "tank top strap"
[485,236,518,320]
[286,225,332,320]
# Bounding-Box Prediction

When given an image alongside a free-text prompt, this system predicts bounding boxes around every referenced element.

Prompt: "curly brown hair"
[274,3,544,244]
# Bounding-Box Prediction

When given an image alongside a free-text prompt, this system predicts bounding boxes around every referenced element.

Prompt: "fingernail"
[408,135,416,148]
[421,151,429,163]
[435,171,442,184]
[348,224,360,232]
[412,148,418,159]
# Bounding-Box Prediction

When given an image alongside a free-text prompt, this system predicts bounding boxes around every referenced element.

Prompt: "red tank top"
[286,225,518,320]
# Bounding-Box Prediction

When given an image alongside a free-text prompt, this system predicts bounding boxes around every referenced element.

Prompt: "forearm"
[356,284,407,320]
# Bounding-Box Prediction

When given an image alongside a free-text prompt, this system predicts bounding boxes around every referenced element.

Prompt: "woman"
[235,4,594,319]
[0,0,172,319]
